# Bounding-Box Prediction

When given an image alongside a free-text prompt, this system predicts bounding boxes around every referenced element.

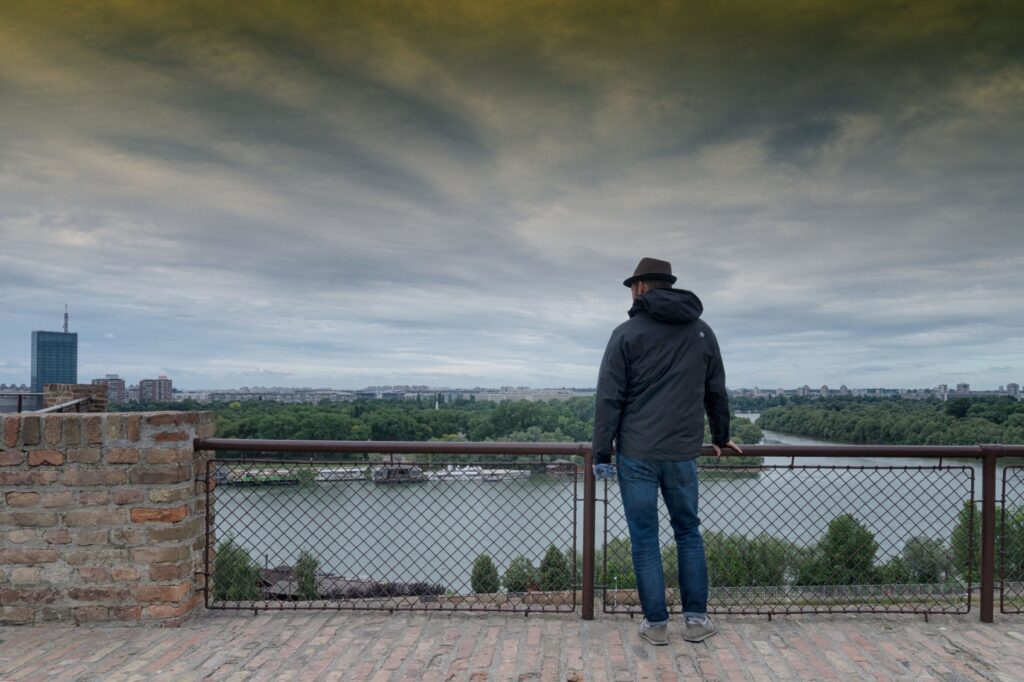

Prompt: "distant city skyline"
[2,4,1022,391]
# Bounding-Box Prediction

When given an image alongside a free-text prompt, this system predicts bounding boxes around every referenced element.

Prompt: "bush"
[796,514,878,585]
[539,544,572,591]
[902,537,951,583]
[470,554,500,594]
[1005,508,1024,582]
[502,556,537,592]
[602,537,637,589]
[950,501,1003,580]
[705,533,791,587]
[214,538,262,602]
[296,550,319,600]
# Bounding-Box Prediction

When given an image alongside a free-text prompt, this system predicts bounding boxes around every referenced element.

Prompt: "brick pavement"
[2,612,1023,681]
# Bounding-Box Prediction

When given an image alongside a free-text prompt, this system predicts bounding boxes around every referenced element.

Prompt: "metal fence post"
[980,445,998,623]
[581,444,595,620]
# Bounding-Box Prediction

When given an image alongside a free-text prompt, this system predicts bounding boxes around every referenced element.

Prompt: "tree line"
[756,396,1024,445]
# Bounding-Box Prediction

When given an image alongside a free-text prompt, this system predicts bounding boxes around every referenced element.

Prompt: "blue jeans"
[616,453,708,624]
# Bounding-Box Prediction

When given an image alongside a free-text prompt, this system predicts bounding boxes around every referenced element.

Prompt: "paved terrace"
[2,611,1023,681]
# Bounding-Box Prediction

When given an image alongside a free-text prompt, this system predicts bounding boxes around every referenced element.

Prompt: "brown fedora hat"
[623,257,677,287]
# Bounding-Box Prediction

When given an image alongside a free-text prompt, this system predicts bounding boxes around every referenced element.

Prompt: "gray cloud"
[1,1,1023,390]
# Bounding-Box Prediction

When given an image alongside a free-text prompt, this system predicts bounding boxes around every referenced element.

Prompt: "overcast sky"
[2,1,1022,390]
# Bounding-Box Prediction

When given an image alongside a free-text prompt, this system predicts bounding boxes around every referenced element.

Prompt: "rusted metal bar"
[980,445,1000,623]
[581,444,596,620]
[17,394,22,413]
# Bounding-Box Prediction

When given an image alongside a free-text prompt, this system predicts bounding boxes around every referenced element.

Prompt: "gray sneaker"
[639,618,669,646]
[683,615,718,642]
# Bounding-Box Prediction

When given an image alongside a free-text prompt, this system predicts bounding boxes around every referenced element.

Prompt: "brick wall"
[42,383,108,412]
[1,411,214,625]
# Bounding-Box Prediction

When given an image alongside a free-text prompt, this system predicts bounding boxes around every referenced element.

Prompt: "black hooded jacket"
[592,288,730,464]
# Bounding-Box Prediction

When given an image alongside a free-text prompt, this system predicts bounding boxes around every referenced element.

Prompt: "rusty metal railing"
[35,397,92,414]
[194,439,1024,621]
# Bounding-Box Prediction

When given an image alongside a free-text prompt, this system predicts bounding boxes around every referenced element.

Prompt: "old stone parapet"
[1,411,214,626]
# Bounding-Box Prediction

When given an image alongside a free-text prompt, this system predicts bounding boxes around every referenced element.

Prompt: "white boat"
[480,468,532,482]
[315,467,367,482]
[426,465,485,481]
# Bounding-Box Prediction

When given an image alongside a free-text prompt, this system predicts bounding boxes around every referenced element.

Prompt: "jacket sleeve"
[703,330,731,447]
[592,331,628,464]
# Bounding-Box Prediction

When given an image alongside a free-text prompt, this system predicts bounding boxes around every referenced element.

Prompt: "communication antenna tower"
[63,305,69,334]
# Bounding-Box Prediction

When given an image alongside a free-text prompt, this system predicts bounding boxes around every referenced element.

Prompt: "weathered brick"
[0,512,57,527]
[144,447,194,464]
[147,519,200,543]
[104,414,122,440]
[1,587,60,604]
[0,549,60,564]
[69,586,129,601]
[143,593,202,622]
[43,416,62,445]
[73,605,110,623]
[135,581,191,603]
[5,491,40,507]
[64,509,126,527]
[28,449,64,466]
[131,505,188,524]
[114,489,145,505]
[77,567,111,583]
[9,567,42,585]
[149,562,191,581]
[83,415,103,444]
[111,567,141,582]
[112,604,142,621]
[0,470,59,486]
[40,491,74,508]
[110,528,146,547]
[65,548,126,566]
[132,545,190,563]
[0,450,23,466]
[40,606,72,622]
[21,416,40,445]
[148,485,192,503]
[67,447,101,464]
[73,530,109,546]
[3,416,19,447]
[123,414,141,441]
[62,418,81,446]
[129,465,191,485]
[78,490,110,505]
[8,530,36,544]
[146,413,194,428]
[43,529,71,545]
[62,469,127,486]
[153,430,189,443]
[106,447,139,464]
[0,606,36,624]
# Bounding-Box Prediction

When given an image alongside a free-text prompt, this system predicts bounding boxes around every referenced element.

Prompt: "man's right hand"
[711,440,743,457]
[593,463,615,480]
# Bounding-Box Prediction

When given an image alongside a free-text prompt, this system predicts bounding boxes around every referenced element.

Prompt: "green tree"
[539,544,572,591]
[602,537,637,589]
[213,538,262,602]
[902,537,951,583]
[796,514,879,585]
[502,556,537,593]
[950,501,1003,580]
[470,554,500,594]
[295,550,319,600]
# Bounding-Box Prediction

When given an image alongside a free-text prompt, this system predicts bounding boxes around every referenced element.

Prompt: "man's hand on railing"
[593,463,615,480]
[711,440,743,457]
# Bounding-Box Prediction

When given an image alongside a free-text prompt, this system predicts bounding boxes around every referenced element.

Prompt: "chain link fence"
[602,462,975,616]
[1001,466,1024,614]
[205,457,579,613]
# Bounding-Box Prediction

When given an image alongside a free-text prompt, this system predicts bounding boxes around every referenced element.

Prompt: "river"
[214,414,993,588]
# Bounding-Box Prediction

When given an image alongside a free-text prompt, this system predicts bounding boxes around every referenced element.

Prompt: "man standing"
[593,257,741,645]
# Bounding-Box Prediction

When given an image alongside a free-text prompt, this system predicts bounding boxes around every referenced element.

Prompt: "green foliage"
[902,537,951,583]
[1005,508,1024,582]
[602,537,637,588]
[502,555,537,592]
[796,514,879,586]
[758,396,1024,445]
[295,550,319,601]
[704,533,791,587]
[470,554,500,594]
[539,544,572,591]
[213,538,262,602]
[951,501,1003,579]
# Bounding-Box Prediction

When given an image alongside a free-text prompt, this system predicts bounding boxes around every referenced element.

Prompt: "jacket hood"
[628,288,703,324]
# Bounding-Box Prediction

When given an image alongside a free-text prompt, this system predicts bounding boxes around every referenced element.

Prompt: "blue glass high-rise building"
[31,330,78,392]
